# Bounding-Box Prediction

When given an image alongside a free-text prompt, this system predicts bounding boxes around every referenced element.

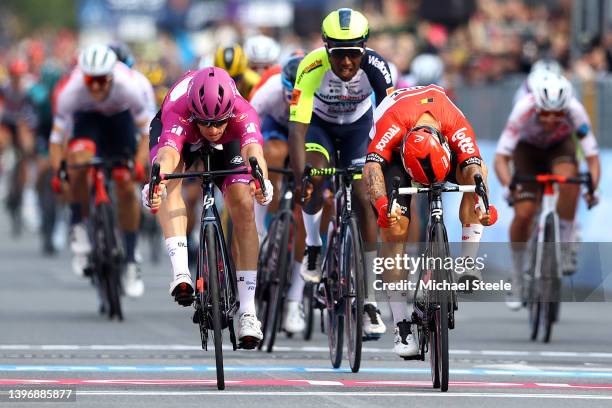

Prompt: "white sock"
[364,250,378,306]
[461,223,484,260]
[254,202,268,238]
[302,209,323,246]
[237,270,257,315]
[559,218,575,242]
[287,261,306,302]
[387,291,411,325]
[165,236,190,279]
[510,246,526,289]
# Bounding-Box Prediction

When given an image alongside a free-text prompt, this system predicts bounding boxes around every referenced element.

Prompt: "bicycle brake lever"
[387,176,401,218]
[248,156,266,196]
[473,174,490,213]
[149,163,161,214]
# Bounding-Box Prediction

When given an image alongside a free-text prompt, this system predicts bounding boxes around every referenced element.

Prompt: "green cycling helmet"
[322,8,369,47]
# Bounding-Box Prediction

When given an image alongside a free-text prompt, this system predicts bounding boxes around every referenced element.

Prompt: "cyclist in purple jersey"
[144,67,272,348]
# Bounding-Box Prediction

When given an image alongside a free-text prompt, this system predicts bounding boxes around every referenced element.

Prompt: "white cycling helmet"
[78,44,117,76]
[530,58,563,75]
[410,53,444,86]
[244,35,281,67]
[531,73,573,111]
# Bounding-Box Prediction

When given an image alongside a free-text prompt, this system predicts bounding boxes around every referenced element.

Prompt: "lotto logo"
[451,127,476,154]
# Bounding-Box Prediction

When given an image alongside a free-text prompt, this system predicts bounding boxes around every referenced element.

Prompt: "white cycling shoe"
[393,320,419,358]
[363,303,386,339]
[124,262,144,298]
[238,313,263,349]
[283,301,306,333]
[70,223,91,277]
[299,245,322,283]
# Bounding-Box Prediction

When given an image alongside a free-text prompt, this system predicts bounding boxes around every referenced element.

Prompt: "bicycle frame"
[534,182,561,281]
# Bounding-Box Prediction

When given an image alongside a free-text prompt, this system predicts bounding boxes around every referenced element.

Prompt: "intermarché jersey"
[366,85,481,167]
[289,47,394,125]
[50,62,152,144]
[150,70,263,164]
[496,93,599,157]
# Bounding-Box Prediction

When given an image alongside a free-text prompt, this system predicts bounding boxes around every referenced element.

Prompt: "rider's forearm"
[585,155,601,189]
[49,142,65,173]
[155,146,181,174]
[242,143,268,180]
[494,154,512,187]
[288,121,308,181]
[363,162,387,206]
[461,163,483,184]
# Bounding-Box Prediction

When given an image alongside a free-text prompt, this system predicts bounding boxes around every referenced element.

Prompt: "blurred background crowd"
[0,0,611,252]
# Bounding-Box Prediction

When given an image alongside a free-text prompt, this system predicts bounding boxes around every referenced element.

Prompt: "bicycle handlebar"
[509,172,595,208]
[300,164,363,203]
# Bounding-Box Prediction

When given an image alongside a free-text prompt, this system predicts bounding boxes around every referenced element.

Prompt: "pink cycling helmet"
[188,67,237,121]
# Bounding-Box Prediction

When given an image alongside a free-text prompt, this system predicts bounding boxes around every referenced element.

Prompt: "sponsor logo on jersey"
[366,152,386,164]
[246,123,257,134]
[451,127,476,154]
[367,55,392,84]
[386,87,395,95]
[170,125,184,136]
[297,59,323,83]
[375,124,401,151]
[290,89,301,106]
[242,137,259,146]
[236,113,248,122]
[419,98,434,104]
[463,156,482,166]
[230,155,244,165]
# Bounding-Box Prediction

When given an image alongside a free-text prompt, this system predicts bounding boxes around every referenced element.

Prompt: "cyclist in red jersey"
[364,85,497,357]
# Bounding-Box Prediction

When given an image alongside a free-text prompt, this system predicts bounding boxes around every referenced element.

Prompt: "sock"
[254,202,268,239]
[559,218,575,242]
[364,250,378,306]
[461,223,484,259]
[123,231,137,263]
[70,203,83,225]
[165,236,190,279]
[237,270,257,315]
[302,209,323,246]
[510,246,526,292]
[387,290,411,325]
[287,261,306,302]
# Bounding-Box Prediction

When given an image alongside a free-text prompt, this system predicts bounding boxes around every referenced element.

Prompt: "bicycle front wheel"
[98,202,123,321]
[343,217,364,373]
[324,220,344,368]
[430,222,450,391]
[204,224,224,390]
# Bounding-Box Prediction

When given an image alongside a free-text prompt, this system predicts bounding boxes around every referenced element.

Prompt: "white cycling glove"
[260,179,274,206]
[141,183,167,210]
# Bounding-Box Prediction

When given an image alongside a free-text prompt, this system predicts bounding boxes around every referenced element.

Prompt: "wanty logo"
[375,124,401,151]
[368,55,392,83]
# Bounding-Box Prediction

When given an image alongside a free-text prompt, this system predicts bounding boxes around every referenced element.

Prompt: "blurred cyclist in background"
[495,72,600,310]
[0,58,37,236]
[403,53,445,88]
[513,58,564,105]
[49,44,151,297]
[250,54,309,333]
[214,44,260,99]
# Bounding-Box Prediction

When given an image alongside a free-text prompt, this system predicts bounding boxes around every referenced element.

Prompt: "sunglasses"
[84,74,112,87]
[538,110,566,120]
[193,116,230,128]
[328,47,365,59]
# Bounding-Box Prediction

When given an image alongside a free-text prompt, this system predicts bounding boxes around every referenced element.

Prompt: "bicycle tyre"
[344,217,364,373]
[431,222,450,391]
[266,213,291,353]
[303,283,315,341]
[99,203,123,321]
[325,220,344,368]
[541,213,560,343]
[204,224,224,390]
[429,325,440,388]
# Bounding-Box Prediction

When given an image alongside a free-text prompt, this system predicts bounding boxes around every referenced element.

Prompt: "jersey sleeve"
[234,101,264,149]
[289,49,328,124]
[366,107,403,165]
[49,78,77,144]
[496,96,533,156]
[156,110,189,155]
[361,49,395,106]
[567,98,599,157]
[442,96,482,166]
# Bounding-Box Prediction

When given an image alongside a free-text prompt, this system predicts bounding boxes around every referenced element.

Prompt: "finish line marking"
[1,345,611,359]
[1,366,612,378]
[1,378,612,391]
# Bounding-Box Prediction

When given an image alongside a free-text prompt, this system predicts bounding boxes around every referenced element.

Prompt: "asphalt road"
[1,208,612,408]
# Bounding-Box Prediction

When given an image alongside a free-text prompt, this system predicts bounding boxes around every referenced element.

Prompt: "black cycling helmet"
[109,42,135,68]
[281,54,305,92]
